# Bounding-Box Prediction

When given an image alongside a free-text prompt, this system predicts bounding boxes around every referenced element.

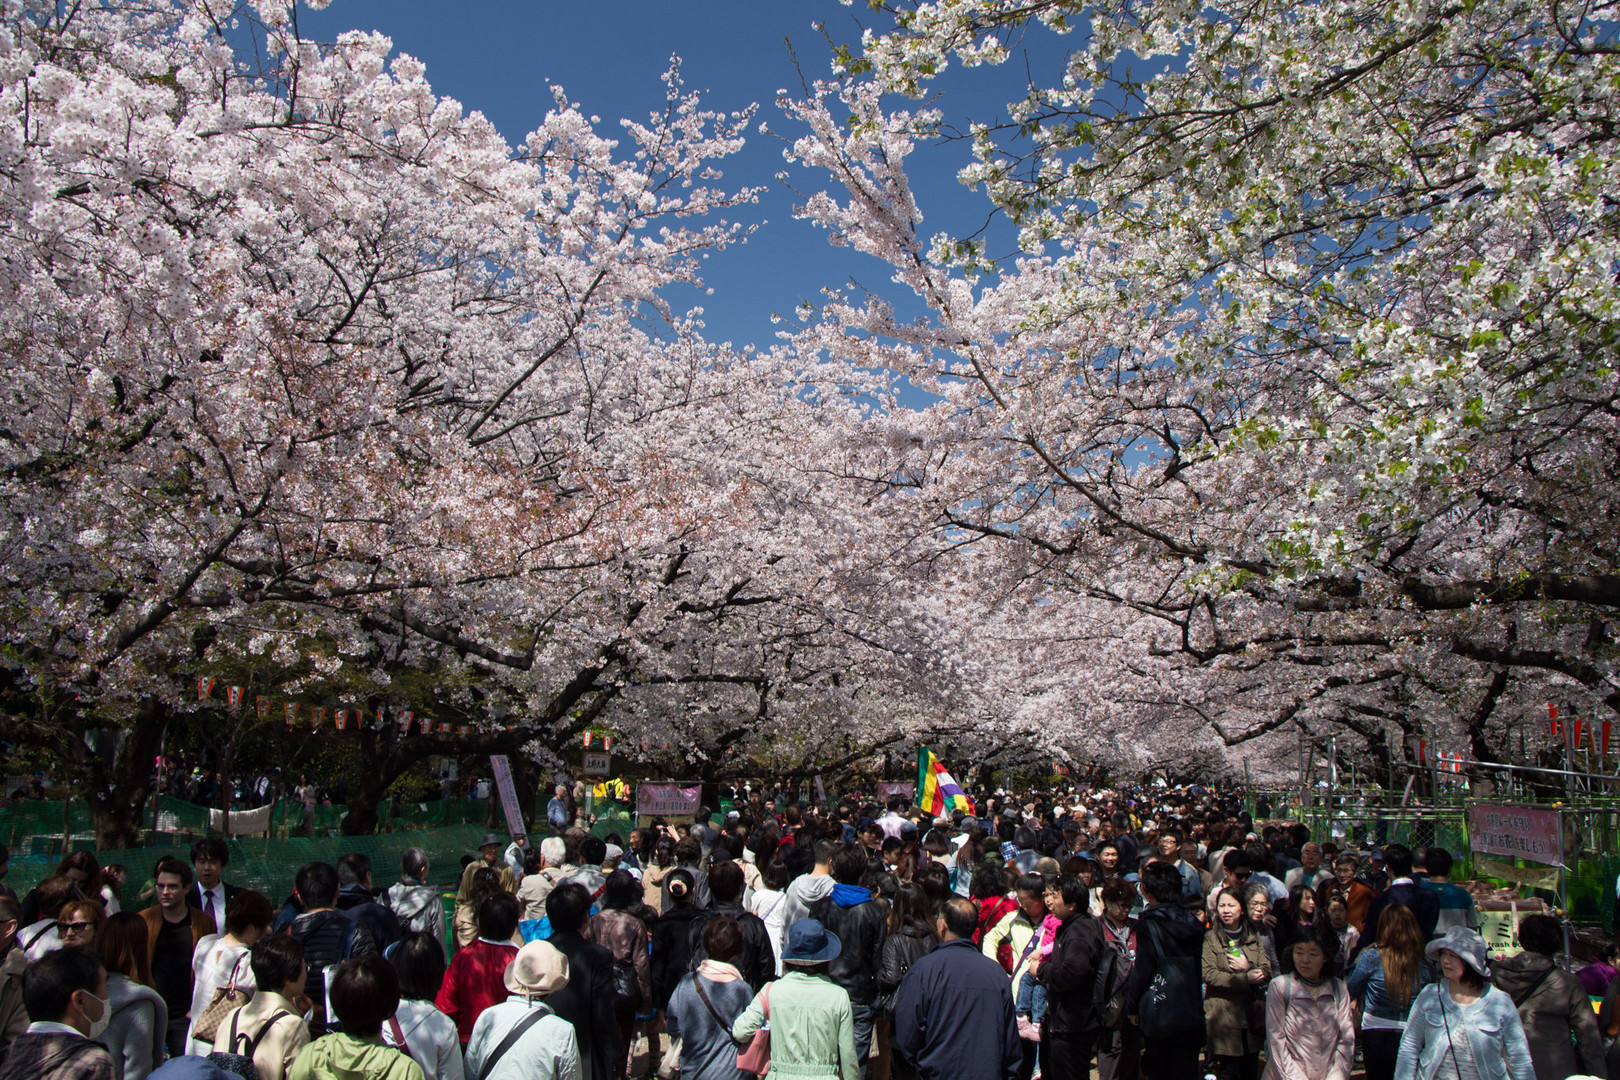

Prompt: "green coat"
[1202,927,1271,1056]
[733,970,858,1080]
[287,1032,426,1080]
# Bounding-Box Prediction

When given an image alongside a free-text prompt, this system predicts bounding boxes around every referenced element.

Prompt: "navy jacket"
[891,938,1021,1080]
[1360,880,1440,946]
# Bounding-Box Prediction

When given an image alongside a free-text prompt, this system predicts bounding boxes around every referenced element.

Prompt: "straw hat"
[503,940,570,997]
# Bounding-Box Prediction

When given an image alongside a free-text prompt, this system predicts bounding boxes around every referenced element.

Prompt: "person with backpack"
[876,885,936,1080]
[383,850,446,947]
[1262,935,1354,1080]
[1094,878,1140,1080]
[588,871,651,1080]
[287,959,423,1080]
[1204,886,1271,1080]
[1030,874,1103,1080]
[1125,862,1207,1080]
[287,863,376,1038]
[686,861,772,994]
[214,935,310,1080]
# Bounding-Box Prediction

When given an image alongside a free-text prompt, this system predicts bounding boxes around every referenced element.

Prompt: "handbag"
[736,985,771,1077]
[612,961,644,1013]
[1137,921,1201,1039]
[193,955,254,1043]
[656,1037,682,1080]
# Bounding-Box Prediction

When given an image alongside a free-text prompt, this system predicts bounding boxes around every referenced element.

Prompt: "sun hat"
[782,918,842,965]
[1425,926,1491,979]
[504,940,571,996]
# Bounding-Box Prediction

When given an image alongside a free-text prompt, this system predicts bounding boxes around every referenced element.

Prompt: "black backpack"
[208,1009,293,1079]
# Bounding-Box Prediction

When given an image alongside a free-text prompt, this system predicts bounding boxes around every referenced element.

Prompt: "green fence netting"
[3,823,498,901]
[1,793,639,901]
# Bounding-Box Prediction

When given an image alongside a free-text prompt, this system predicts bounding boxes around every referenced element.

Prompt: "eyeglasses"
[60,922,94,932]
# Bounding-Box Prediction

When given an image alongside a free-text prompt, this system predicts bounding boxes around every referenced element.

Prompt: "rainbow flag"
[916,746,975,817]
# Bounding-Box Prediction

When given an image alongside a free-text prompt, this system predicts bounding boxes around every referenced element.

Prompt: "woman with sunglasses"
[56,901,106,951]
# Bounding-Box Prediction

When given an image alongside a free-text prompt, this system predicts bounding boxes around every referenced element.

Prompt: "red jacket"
[975,895,1021,971]
[434,939,519,1042]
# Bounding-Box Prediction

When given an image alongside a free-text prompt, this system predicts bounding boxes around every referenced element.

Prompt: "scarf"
[696,959,743,983]
[831,883,872,907]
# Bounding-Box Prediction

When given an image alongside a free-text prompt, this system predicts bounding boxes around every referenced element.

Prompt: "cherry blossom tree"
[0,0,995,841]
[777,0,1620,780]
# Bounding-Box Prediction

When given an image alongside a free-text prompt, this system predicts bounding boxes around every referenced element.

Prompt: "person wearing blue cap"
[732,919,858,1080]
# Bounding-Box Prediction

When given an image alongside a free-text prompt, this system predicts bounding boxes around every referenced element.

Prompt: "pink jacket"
[1262,975,1355,1080]
[1037,913,1060,956]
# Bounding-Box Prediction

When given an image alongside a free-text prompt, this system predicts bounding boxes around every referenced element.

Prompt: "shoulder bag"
[194,953,254,1043]
[474,1006,550,1080]
[736,985,771,1077]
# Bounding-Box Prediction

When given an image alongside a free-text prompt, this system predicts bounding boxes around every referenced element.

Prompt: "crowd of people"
[0,783,1617,1080]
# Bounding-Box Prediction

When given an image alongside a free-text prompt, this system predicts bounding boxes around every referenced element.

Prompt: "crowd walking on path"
[0,781,1611,1080]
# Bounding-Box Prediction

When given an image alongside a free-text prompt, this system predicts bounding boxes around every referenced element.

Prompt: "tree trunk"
[88,699,169,850]
[341,720,391,835]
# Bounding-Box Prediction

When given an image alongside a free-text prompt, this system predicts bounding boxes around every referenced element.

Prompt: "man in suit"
[543,882,619,1080]
[187,838,241,927]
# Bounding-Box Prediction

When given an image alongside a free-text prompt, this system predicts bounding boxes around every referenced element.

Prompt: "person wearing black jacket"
[1125,863,1206,1080]
[334,853,402,954]
[808,843,889,1080]
[1357,843,1439,952]
[545,882,622,1080]
[651,869,705,1010]
[287,861,377,1036]
[688,860,774,992]
[1032,874,1104,1080]
[877,885,936,1080]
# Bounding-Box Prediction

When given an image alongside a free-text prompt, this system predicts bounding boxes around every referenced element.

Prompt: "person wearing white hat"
[1392,927,1534,1080]
[463,941,580,1080]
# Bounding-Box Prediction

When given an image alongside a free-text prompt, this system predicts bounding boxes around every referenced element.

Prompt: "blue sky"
[297,1,1061,358]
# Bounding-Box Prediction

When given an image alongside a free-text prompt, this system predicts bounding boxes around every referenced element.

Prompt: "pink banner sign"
[1467,803,1563,866]
[877,782,916,799]
[489,754,527,838]
[638,783,701,818]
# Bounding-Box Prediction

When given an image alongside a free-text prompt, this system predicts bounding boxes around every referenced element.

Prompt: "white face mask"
[81,990,109,1040]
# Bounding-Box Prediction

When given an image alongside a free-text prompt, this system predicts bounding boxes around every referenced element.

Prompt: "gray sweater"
[103,973,168,1080]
